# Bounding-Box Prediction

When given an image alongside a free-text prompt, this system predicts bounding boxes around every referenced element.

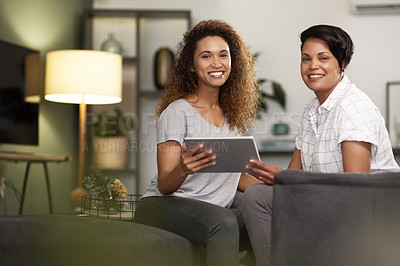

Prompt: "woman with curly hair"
[155,20,260,134]
[134,19,261,265]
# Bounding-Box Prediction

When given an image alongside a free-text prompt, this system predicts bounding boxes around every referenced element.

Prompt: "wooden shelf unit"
[82,9,191,194]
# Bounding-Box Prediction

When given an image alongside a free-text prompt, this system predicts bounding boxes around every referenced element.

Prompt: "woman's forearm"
[238,172,262,192]
[157,166,188,195]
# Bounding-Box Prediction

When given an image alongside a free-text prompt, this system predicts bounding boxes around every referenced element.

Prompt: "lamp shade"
[44,50,122,105]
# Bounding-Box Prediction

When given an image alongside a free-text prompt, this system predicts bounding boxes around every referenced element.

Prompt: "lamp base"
[69,186,87,209]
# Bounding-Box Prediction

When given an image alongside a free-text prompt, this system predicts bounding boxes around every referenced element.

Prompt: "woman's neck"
[186,86,220,108]
[184,87,225,128]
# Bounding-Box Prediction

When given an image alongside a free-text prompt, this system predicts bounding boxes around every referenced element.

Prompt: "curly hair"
[155,19,260,134]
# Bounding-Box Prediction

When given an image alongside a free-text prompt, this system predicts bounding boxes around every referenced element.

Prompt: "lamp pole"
[69,102,88,209]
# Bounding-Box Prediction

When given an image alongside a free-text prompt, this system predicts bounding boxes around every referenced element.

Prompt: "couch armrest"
[271,170,400,266]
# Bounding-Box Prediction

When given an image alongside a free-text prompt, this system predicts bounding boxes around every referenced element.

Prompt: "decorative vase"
[154,47,174,90]
[92,136,128,169]
[100,33,123,54]
[272,123,289,135]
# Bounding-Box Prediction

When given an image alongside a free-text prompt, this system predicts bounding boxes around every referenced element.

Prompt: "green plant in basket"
[83,167,128,211]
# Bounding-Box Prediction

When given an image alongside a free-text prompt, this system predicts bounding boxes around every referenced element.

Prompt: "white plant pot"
[92,136,128,170]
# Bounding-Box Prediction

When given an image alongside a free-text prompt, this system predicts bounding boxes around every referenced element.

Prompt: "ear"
[341,64,349,72]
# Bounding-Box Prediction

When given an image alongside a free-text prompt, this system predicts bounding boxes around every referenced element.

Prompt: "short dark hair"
[300,24,354,70]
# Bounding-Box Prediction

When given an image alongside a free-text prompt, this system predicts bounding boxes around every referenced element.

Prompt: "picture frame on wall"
[386,82,400,149]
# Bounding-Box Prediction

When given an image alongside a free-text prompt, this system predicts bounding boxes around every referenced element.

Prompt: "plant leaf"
[271,81,286,110]
[254,52,286,117]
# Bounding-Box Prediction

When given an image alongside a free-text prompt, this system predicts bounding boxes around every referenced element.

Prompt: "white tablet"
[184,136,260,173]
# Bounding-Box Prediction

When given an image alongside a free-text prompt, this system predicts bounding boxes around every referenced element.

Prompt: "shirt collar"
[320,75,350,112]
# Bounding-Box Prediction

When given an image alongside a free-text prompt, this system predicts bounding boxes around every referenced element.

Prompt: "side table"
[0,152,70,214]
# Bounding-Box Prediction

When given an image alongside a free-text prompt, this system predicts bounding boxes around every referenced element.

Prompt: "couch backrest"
[271,170,400,266]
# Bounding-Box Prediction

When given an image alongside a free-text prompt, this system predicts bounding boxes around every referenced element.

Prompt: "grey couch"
[0,214,206,266]
[6,170,398,266]
[271,170,400,266]
[0,210,253,266]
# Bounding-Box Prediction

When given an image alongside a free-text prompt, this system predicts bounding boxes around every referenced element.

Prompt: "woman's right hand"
[157,140,215,195]
[179,142,216,175]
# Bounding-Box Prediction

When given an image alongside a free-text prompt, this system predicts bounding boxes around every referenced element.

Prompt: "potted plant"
[82,167,129,212]
[257,78,289,135]
[254,52,286,116]
[257,78,286,116]
[254,52,289,136]
[88,108,134,170]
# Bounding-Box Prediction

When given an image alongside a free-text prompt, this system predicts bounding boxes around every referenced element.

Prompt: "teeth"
[209,72,223,76]
[309,74,324,78]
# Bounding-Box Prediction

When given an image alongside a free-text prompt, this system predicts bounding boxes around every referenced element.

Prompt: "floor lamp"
[24,52,41,103]
[44,50,122,209]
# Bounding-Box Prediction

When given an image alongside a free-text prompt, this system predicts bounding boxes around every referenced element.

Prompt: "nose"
[310,59,319,69]
[211,57,222,68]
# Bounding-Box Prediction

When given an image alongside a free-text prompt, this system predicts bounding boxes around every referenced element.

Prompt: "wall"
[0,0,91,214]
[93,0,400,192]
[93,0,400,116]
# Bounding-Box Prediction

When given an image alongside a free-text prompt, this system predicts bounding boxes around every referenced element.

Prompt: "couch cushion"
[0,214,203,266]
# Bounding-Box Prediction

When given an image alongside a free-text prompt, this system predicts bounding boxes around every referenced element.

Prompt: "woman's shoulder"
[159,98,198,123]
[338,83,382,121]
[167,98,191,109]
[341,83,378,110]
[162,98,193,113]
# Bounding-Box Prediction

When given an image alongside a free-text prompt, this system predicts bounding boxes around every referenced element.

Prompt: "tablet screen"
[184,136,260,173]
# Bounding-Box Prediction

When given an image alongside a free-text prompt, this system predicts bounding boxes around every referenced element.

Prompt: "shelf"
[96,167,137,172]
[259,149,294,156]
[83,9,191,195]
[85,9,191,19]
[138,90,164,98]
[123,57,137,64]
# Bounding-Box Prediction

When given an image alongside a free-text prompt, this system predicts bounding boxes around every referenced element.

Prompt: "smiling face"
[192,36,231,90]
[301,37,345,103]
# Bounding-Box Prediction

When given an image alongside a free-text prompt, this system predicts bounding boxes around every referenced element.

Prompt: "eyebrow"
[302,51,331,56]
[198,49,229,56]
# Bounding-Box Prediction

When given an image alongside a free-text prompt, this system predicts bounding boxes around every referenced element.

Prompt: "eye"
[320,57,329,61]
[302,57,311,62]
[201,54,211,59]
[220,53,229,58]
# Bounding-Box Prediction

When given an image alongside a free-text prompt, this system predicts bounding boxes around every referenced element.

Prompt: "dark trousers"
[242,183,273,266]
[134,195,244,266]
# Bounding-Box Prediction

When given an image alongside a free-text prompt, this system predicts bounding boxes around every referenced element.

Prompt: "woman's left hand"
[245,157,283,185]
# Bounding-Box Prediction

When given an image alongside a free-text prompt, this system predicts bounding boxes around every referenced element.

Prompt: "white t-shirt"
[141,99,241,208]
[296,75,399,173]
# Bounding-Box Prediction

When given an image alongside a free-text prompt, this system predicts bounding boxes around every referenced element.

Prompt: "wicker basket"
[80,194,141,221]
